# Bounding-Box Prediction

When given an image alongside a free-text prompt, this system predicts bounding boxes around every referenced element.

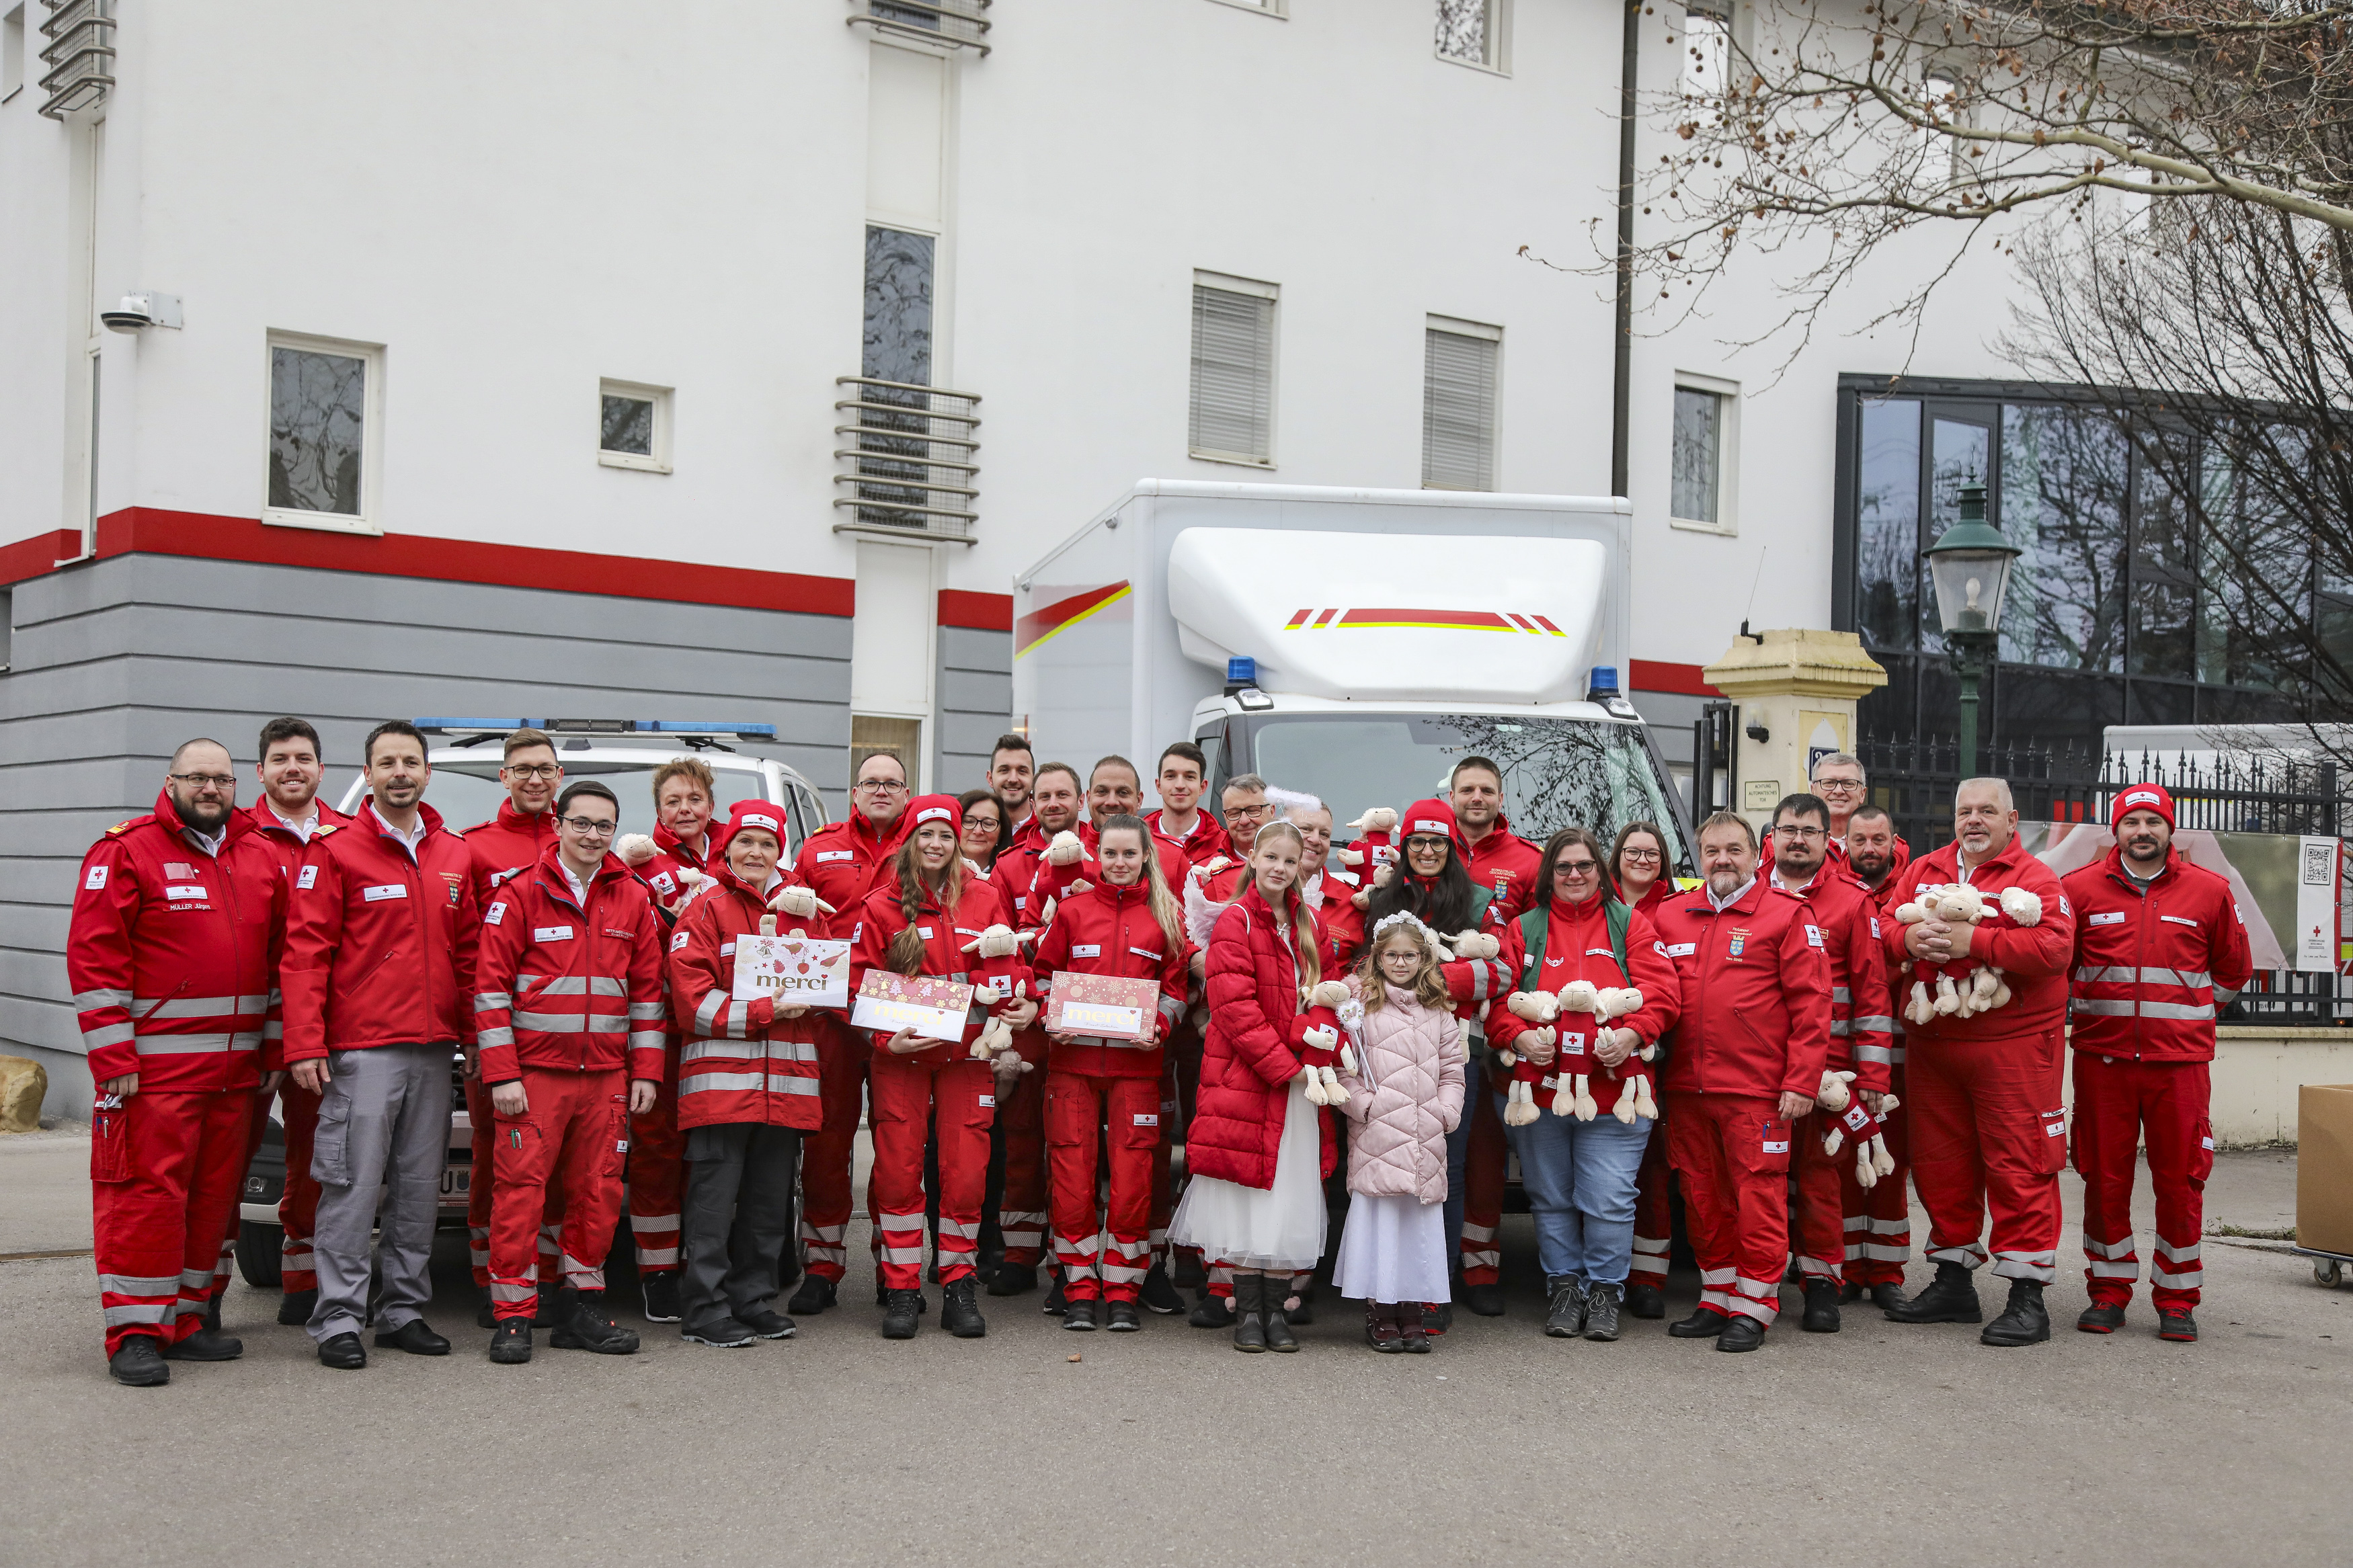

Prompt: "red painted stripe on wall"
[46,508,860,617]
[938,588,1013,632]
[0,530,84,586]
[1629,659,1720,697]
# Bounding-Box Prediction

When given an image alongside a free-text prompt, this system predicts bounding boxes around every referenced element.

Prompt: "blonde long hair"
[886,827,969,975]
[1094,815,1185,952]
[1354,916,1451,1015]
[1252,819,1320,993]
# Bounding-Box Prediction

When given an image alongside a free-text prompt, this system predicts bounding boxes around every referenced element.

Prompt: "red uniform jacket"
[2062,847,2252,1062]
[1029,879,1191,1078]
[68,789,288,1089]
[666,866,826,1130]
[637,820,717,909]
[793,811,911,933]
[280,800,479,1062]
[1880,836,2076,1047]
[1652,877,1835,1101]
[464,798,555,905]
[992,817,1060,927]
[1630,880,1678,920]
[1187,881,1338,1191]
[1776,863,1896,1094]
[1459,817,1544,924]
[472,843,667,1084]
[243,798,351,1066]
[1145,807,1232,870]
[1305,870,1366,971]
[1485,893,1681,1115]
[848,873,1016,1067]
[1024,818,1189,917]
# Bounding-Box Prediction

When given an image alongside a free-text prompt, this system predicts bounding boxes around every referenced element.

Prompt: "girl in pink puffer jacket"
[1332,913,1465,1352]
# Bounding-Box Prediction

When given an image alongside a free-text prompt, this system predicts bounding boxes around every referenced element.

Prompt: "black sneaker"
[551,1294,641,1355]
[1107,1300,1142,1332]
[737,1305,797,1340]
[1716,1315,1766,1352]
[1884,1260,1982,1325]
[1544,1278,1587,1339]
[1979,1279,2050,1348]
[681,1318,756,1348]
[1140,1262,1184,1315]
[163,1326,244,1362]
[880,1289,923,1339]
[487,1321,532,1364]
[1624,1280,1667,1319]
[1464,1282,1507,1317]
[108,1337,169,1387]
[1042,1272,1068,1315]
[986,1260,1037,1298]
[2157,1307,2198,1343]
[1800,1279,1841,1333]
[942,1278,988,1339]
[639,1272,682,1324]
[1189,1290,1232,1329]
[1062,1298,1099,1331]
[1583,1281,1623,1342]
[277,1288,317,1328]
[2077,1301,2126,1334]
[787,1275,837,1315]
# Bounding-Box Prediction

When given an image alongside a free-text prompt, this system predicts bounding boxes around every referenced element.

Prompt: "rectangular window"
[1855,397,1921,652]
[1671,382,1733,530]
[1435,0,1507,70]
[1921,413,1992,651]
[864,224,935,388]
[2129,432,2197,678]
[1998,405,2126,673]
[598,379,672,473]
[1680,2,1728,97]
[1423,317,1499,491]
[1190,273,1277,466]
[264,333,381,534]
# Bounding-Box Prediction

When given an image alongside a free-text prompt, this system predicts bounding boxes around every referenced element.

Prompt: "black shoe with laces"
[1062,1298,1099,1331]
[880,1289,922,1339]
[942,1278,988,1338]
[1868,1282,1907,1313]
[373,1319,450,1356]
[108,1337,170,1387]
[1716,1314,1766,1352]
[986,1261,1037,1298]
[487,1320,532,1364]
[163,1325,244,1361]
[317,1331,366,1369]
[1800,1279,1841,1333]
[639,1272,682,1324]
[1107,1299,1142,1332]
[1140,1262,1184,1315]
[2077,1301,2126,1334]
[737,1305,796,1340]
[681,1318,756,1348]
[1544,1277,1587,1339]
[1464,1282,1507,1317]
[552,1294,641,1354]
[787,1274,836,1315]
[1625,1280,1667,1319]
[1668,1307,1728,1339]
[1979,1279,2050,1348]
[2157,1307,2198,1343]
[278,1288,317,1328]
[1884,1260,1982,1325]
[1583,1281,1624,1342]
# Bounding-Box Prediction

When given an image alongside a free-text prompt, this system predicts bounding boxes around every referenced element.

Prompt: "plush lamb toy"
[768,883,835,922]
[1895,882,2038,1024]
[1814,1068,1901,1187]
[1552,984,1648,1122]
[616,833,658,867]
[616,835,718,915]
[1499,990,1560,1123]
[1596,987,1657,1124]
[1335,807,1401,871]
[961,924,1031,1063]
[1298,980,1357,1106]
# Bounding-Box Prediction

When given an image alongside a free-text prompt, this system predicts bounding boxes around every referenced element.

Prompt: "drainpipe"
[1610,0,1641,499]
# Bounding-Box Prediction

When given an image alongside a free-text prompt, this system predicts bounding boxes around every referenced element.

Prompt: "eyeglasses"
[965,819,1000,834]
[854,780,909,795]
[169,772,237,790]
[1620,848,1662,864]
[1556,860,1599,877]
[1775,825,1827,840]
[504,764,561,780]
[557,815,617,837]
[1225,803,1272,821]
[1813,778,1865,794]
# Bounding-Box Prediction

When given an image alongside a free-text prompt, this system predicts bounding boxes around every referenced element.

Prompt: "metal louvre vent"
[848,0,991,54]
[832,376,981,543]
[38,0,114,120]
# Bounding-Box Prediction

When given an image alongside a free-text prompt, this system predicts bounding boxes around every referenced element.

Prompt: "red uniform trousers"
[1843,1062,1911,1286]
[1458,1063,1509,1287]
[2073,1055,2212,1309]
[468,1073,565,1290]
[1792,1110,1849,1284]
[994,1026,1050,1268]
[487,1068,628,1320]
[1046,1071,1160,1303]
[221,1081,325,1295]
[213,1083,275,1299]
[93,1089,251,1356]
[1663,1090,1792,1325]
[625,1038,686,1276]
[799,1019,872,1284]
[870,1053,994,1289]
[1908,1031,2066,1282]
[1629,1101,1675,1290]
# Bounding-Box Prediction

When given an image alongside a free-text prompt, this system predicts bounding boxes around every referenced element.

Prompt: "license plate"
[439,1167,469,1204]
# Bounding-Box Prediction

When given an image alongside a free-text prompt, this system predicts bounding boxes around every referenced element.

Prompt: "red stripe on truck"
[1016,581,1133,655]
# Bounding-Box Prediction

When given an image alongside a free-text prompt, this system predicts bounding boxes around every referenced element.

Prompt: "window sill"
[1434,50,1509,77]
[1668,514,1736,536]
[262,507,380,537]
[1189,448,1276,470]
[598,450,672,474]
[1203,0,1287,15]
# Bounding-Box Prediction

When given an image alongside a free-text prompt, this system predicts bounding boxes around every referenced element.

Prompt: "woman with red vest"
[1611,818,1681,1319]
[1168,819,1341,1352]
[665,800,829,1348]
[1029,815,1191,1331]
[850,794,1035,1339]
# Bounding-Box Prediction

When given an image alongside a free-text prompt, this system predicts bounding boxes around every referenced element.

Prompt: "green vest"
[1515,897,1632,991]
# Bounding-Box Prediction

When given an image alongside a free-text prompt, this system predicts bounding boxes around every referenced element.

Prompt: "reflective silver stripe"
[1860,1243,1909,1261]
[2069,998,2136,1017]
[99,1272,180,1295]
[679,1038,733,1063]
[1158,995,1185,1022]
[628,1001,666,1020]
[474,1026,515,1048]
[629,1212,681,1231]
[877,1211,925,1232]
[1853,1042,1894,1064]
[1851,1016,1895,1033]
[74,988,131,1012]
[2075,965,2136,984]
[490,1281,537,1303]
[1102,1263,1149,1283]
[583,1014,628,1034]
[2213,986,2241,1005]
[1829,1021,1850,1037]
[678,1071,764,1093]
[1927,1244,1985,1268]
[589,977,628,997]
[473,992,512,1012]
[1831,986,1851,1003]
[103,1303,175,1326]
[628,1030,666,1053]
[2154,1238,2202,1263]
[762,1040,821,1064]
[1868,1218,1907,1236]
[142,993,270,1019]
[516,974,543,990]
[2081,1234,2135,1260]
[2150,1264,2204,1286]
[695,993,726,1032]
[801,1223,847,1243]
[514,1011,591,1033]
[2074,965,2213,989]
[81,1020,136,1049]
[2073,997,2217,1020]
[2141,1001,2215,1020]
[764,1075,822,1096]
[937,1218,981,1241]
[2087,1260,2139,1278]
[540,977,589,995]
[1105,1237,1149,1258]
[133,1031,260,1055]
[878,1246,924,1264]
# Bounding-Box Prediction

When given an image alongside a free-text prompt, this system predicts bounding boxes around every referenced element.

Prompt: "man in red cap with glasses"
[2061,782,2251,1343]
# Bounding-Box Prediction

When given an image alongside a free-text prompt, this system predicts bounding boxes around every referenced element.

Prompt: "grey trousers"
[307,1044,452,1342]
[680,1122,801,1333]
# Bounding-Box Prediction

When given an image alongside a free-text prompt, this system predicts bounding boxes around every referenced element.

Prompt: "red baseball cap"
[2112,782,2176,833]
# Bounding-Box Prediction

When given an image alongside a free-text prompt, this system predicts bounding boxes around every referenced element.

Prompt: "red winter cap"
[2112,783,2176,833]
[906,793,964,837]
[713,798,789,858]
[1396,798,1464,854]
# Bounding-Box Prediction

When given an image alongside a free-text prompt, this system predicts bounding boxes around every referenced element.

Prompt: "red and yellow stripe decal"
[1016,581,1132,657]
[1283,607,1566,635]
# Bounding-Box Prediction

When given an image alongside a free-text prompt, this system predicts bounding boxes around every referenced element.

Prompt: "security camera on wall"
[99,292,182,333]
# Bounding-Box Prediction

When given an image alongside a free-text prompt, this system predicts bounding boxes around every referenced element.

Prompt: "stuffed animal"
[1595,987,1654,1124]
[1817,1069,1901,1187]
[768,883,835,922]
[1550,983,1604,1119]
[1498,989,1558,1109]
[1897,881,2038,1024]
[1298,980,1356,1106]
[961,923,1031,1062]
[1502,1027,1552,1126]
[615,833,658,867]
[1441,927,1501,962]
[1335,807,1400,870]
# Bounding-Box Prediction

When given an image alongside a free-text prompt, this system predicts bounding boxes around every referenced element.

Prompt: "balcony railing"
[832,377,980,544]
[38,0,115,120]
[848,0,991,54]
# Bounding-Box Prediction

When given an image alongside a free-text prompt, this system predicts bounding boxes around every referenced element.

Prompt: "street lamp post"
[1922,479,2020,780]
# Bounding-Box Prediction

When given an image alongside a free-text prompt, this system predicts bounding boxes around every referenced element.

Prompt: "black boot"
[1980,1278,2050,1347]
[787,1274,836,1315]
[163,1325,244,1361]
[1231,1275,1267,1353]
[879,1288,922,1339]
[532,1283,569,1327]
[2077,1301,2126,1333]
[1583,1280,1623,1342]
[1867,1282,1907,1313]
[1062,1298,1099,1331]
[1800,1279,1841,1333]
[986,1260,1037,1298]
[1464,1281,1507,1317]
[1884,1260,1982,1324]
[1261,1278,1300,1353]
[1106,1299,1143,1332]
[1140,1261,1184,1315]
[108,1336,169,1387]
[1668,1307,1728,1339]
[1716,1314,1766,1352]
[1624,1280,1667,1320]
[639,1272,682,1324]
[487,1321,532,1364]
[1190,1288,1234,1329]
[942,1278,988,1338]
[551,1293,640,1354]
[1366,1302,1404,1352]
[277,1288,317,1327]
[1041,1271,1067,1314]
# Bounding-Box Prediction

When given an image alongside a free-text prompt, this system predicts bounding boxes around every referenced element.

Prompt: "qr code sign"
[2303,842,2334,886]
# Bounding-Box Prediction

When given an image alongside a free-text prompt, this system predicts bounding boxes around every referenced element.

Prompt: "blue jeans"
[1443,1110,1473,1278]
[1496,1091,1651,1285]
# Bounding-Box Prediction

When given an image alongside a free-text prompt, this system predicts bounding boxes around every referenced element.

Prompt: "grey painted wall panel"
[941,625,1012,675]
[934,624,1012,795]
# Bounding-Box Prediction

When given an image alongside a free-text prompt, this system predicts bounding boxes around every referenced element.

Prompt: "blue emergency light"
[413,718,778,739]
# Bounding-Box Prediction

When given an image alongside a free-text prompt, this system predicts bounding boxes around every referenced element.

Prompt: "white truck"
[1012,480,1695,869]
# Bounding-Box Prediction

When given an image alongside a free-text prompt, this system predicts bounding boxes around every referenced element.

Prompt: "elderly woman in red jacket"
[1166,819,1341,1353]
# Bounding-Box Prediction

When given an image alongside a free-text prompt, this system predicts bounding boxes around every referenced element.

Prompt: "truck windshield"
[1234,713,1692,874]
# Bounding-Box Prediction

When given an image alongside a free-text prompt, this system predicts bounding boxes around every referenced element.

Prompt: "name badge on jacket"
[363,884,408,903]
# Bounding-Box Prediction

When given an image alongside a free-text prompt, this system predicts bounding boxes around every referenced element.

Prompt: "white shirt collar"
[1708,874,1756,912]
[271,806,319,843]
[182,824,227,858]
[373,807,428,857]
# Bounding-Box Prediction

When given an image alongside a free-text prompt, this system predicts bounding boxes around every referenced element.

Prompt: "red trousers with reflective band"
[469,1073,564,1288]
[995,1027,1049,1268]
[1907,1030,2065,1282]
[1046,1071,1160,1303]
[1791,1110,1851,1284]
[487,1069,628,1319]
[1842,1061,1911,1286]
[626,1038,686,1275]
[870,1053,994,1290]
[1630,1099,1675,1288]
[799,1020,872,1284]
[1664,1091,1791,1325]
[1458,1063,1508,1287]
[2073,1055,2212,1309]
[219,1080,325,1294]
[93,1089,251,1356]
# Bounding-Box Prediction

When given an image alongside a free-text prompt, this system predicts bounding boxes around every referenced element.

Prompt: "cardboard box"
[850,972,975,1043]
[731,934,852,1009]
[2299,1083,2353,1256]
[1045,972,1161,1045]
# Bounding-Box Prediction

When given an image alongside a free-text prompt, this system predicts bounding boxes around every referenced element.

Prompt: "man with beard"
[1841,802,1915,1305]
[988,734,1036,833]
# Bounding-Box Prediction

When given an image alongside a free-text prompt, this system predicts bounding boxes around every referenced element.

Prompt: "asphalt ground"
[2,1133,2346,1567]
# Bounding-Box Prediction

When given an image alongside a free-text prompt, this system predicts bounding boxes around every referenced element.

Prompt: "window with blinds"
[1423,320,1499,491]
[1189,276,1277,465]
